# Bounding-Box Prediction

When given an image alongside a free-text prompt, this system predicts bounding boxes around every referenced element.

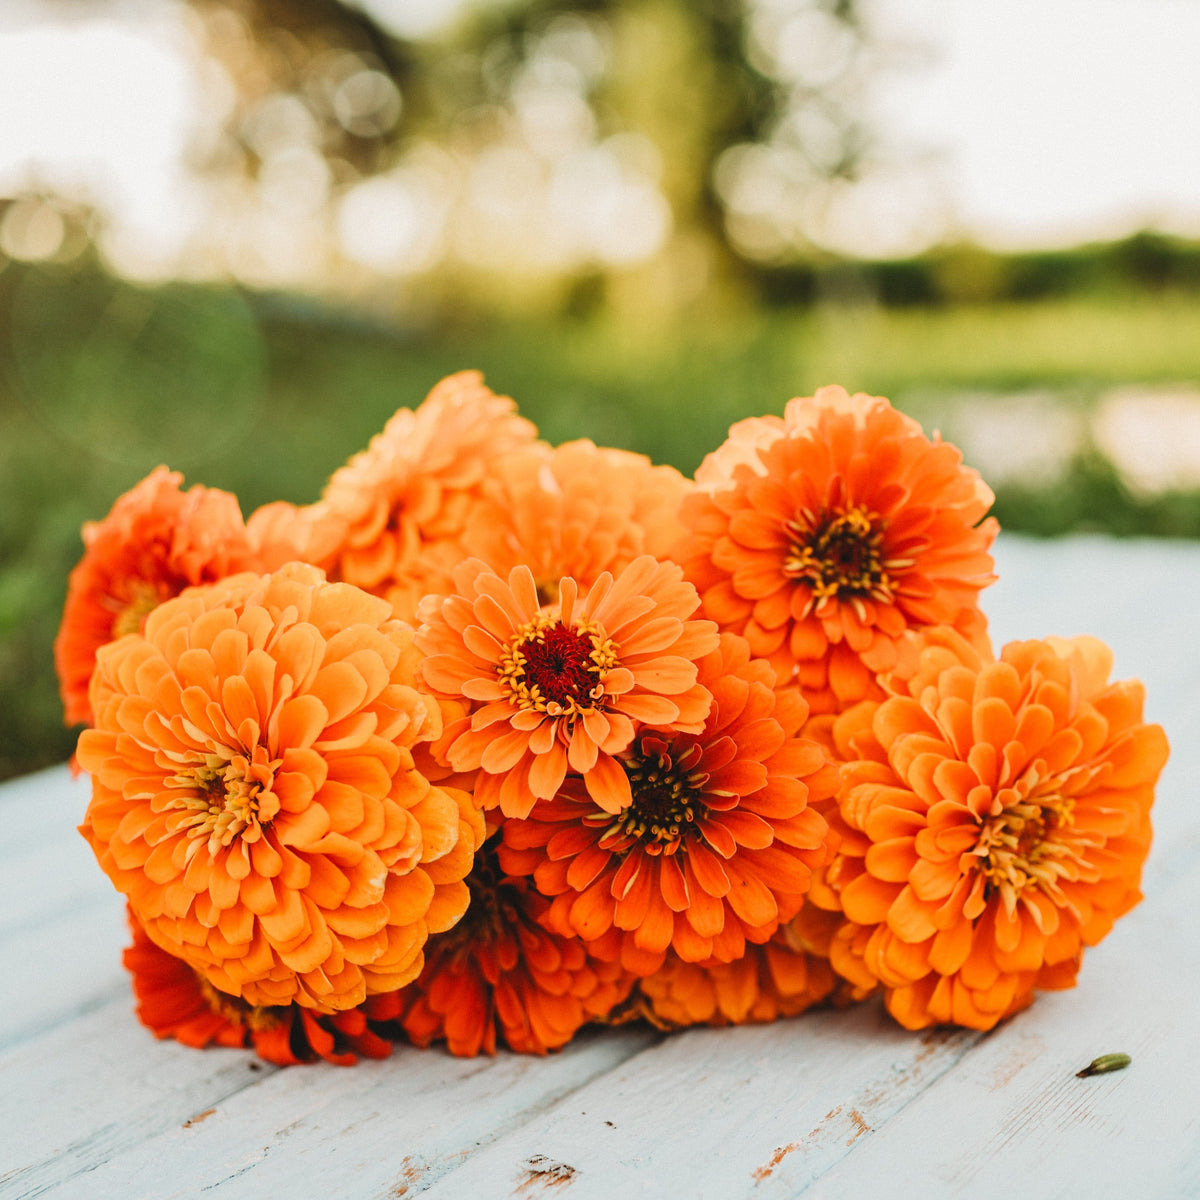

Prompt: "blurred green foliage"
[761,231,1200,307]
[3,246,1200,780]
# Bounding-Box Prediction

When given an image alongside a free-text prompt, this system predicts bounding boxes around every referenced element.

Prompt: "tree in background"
[178,0,879,318]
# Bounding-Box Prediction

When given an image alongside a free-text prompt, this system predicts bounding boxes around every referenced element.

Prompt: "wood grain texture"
[409,1004,986,1200]
[0,1002,276,1197]
[27,1028,661,1200]
[2,536,1196,1199]
[807,853,1200,1200]
[0,766,128,1052]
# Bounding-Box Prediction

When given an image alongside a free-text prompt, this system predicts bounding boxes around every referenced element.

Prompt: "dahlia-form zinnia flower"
[55,466,256,726]
[678,386,998,710]
[416,555,719,819]
[366,835,634,1056]
[500,633,838,975]
[245,499,347,575]
[319,371,539,620]
[822,626,1168,1030]
[123,913,390,1065]
[460,439,691,602]
[78,563,485,1012]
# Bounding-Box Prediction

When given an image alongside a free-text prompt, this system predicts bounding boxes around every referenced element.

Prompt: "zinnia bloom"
[366,834,634,1056]
[823,626,1168,1030]
[500,633,838,975]
[460,439,691,602]
[78,563,485,1012]
[319,371,539,621]
[245,499,346,574]
[123,913,390,1065]
[693,413,785,493]
[799,605,994,764]
[624,905,839,1029]
[678,386,998,710]
[416,555,719,818]
[55,466,255,726]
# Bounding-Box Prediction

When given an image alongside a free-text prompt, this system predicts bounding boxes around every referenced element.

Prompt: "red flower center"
[497,613,618,717]
[522,623,598,707]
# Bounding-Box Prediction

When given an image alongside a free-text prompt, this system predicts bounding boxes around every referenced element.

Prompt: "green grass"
[4,261,1200,780]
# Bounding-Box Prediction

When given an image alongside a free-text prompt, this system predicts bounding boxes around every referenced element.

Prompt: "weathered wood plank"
[396,1002,983,1200]
[0,770,138,1051]
[29,1026,662,1200]
[988,535,1200,676]
[250,853,1195,1200]
[0,892,128,1051]
[0,767,90,857]
[0,821,117,943]
[0,999,277,1199]
[798,851,1200,1200]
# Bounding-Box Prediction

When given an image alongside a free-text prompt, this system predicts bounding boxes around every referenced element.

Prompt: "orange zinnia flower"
[823,626,1168,1031]
[799,604,994,764]
[694,413,785,493]
[123,913,390,1065]
[625,906,840,1029]
[55,466,256,726]
[500,633,838,975]
[366,834,634,1056]
[245,499,346,574]
[678,386,998,711]
[460,439,691,602]
[319,371,539,620]
[416,556,719,818]
[78,563,485,1012]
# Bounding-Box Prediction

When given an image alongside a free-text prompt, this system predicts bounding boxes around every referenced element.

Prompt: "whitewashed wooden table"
[3,535,1199,1200]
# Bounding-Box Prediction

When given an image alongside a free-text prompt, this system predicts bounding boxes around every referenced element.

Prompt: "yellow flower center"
[110,580,165,639]
[497,611,619,719]
[590,739,708,855]
[168,747,280,858]
[196,976,284,1032]
[974,789,1084,915]
[783,504,907,615]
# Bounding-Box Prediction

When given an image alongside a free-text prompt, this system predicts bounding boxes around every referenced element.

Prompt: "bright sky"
[1,0,1199,272]
[0,1,211,271]
[872,0,1200,248]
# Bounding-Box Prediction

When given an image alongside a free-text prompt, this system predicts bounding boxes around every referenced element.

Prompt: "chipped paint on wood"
[391,1154,425,1196]
[751,1141,801,1181]
[845,1108,870,1145]
[515,1154,577,1192]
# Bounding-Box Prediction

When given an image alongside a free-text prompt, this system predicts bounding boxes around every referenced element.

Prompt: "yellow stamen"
[167,747,280,857]
[110,580,163,639]
[589,742,708,855]
[972,767,1100,915]
[497,610,618,720]
[783,504,901,611]
[196,976,284,1032]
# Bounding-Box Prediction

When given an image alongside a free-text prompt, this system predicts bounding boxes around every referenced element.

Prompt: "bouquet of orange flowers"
[57,373,1169,1065]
